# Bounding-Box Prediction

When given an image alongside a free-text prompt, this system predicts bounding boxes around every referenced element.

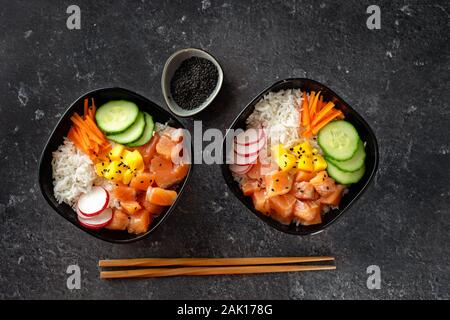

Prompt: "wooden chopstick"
[99,256,335,268]
[100,264,336,279]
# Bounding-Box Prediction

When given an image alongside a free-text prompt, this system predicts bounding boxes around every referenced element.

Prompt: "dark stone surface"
[0,0,449,299]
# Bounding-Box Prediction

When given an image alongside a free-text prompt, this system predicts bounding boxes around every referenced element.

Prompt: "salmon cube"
[291,182,318,200]
[295,170,316,182]
[130,172,155,191]
[127,209,152,234]
[268,194,296,225]
[147,187,177,206]
[319,184,345,206]
[294,200,321,222]
[265,170,294,197]
[105,209,129,231]
[156,135,177,159]
[251,189,270,215]
[241,180,261,196]
[120,200,142,215]
[112,186,137,202]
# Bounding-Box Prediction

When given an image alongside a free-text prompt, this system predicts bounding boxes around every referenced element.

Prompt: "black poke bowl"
[221,78,379,236]
[38,87,193,243]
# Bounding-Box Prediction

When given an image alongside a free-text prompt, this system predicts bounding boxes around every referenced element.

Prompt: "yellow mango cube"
[109,144,125,161]
[313,154,328,172]
[297,154,314,172]
[122,150,145,172]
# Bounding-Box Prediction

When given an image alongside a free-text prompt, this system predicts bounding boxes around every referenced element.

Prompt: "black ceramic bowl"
[222,78,379,235]
[39,87,193,243]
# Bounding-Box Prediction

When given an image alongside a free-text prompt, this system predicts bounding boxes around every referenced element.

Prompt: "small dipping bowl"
[161,48,224,117]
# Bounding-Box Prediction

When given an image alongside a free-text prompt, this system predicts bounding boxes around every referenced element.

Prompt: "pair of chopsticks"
[99,256,336,279]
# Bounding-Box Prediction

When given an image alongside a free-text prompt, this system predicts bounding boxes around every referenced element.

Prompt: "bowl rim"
[221,78,379,236]
[38,86,194,243]
[161,47,224,117]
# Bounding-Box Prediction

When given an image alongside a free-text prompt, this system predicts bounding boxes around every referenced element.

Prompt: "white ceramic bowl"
[161,48,224,117]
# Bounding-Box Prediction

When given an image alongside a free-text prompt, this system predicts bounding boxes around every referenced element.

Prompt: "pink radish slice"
[76,207,97,220]
[77,186,109,216]
[234,135,266,156]
[230,163,252,174]
[233,151,258,165]
[234,128,264,146]
[78,208,113,230]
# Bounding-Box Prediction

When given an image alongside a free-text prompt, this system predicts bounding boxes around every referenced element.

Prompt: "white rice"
[51,139,96,208]
[247,89,302,147]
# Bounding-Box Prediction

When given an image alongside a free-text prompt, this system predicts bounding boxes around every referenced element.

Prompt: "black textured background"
[0,0,449,299]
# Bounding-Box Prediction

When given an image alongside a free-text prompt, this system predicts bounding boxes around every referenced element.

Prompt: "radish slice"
[234,135,266,156]
[234,128,264,146]
[78,208,113,230]
[77,207,97,220]
[233,151,258,165]
[230,163,252,174]
[77,186,109,217]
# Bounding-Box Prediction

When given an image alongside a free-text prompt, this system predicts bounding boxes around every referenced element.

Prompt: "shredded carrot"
[300,92,345,138]
[83,99,89,119]
[301,92,311,133]
[312,101,335,126]
[67,97,110,160]
[312,110,343,135]
[309,91,320,119]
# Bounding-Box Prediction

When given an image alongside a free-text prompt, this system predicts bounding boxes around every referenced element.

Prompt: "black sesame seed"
[140,181,144,183]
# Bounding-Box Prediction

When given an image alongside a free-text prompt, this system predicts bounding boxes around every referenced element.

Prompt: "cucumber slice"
[318,120,360,161]
[95,100,139,134]
[127,112,155,147]
[326,139,366,172]
[106,112,145,144]
[327,161,365,185]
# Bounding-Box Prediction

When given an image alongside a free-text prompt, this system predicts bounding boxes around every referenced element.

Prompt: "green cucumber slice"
[327,161,365,185]
[326,139,366,172]
[127,112,155,147]
[106,112,145,144]
[95,100,139,134]
[318,120,360,161]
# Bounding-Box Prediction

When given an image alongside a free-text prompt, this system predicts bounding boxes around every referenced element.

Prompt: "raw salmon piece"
[143,201,164,215]
[251,189,270,215]
[135,133,160,165]
[310,171,336,197]
[127,209,152,234]
[171,163,189,184]
[130,172,155,191]
[146,187,177,206]
[150,154,173,173]
[246,160,262,180]
[112,186,137,202]
[265,170,294,197]
[156,135,177,159]
[150,155,189,188]
[291,181,318,200]
[295,170,317,182]
[268,194,296,225]
[319,184,345,206]
[105,209,129,231]
[298,209,322,226]
[293,200,321,222]
[120,200,142,215]
[241,180,261,196]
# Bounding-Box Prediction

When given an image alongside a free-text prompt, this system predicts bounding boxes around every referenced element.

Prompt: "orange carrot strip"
[312,110,343,135]
[84,116,105,141]
[311,101,335,126]
[68,128,84,151]
[89,98,96,120]
[309,91,320,120]
[83,99,89,119]
[301,92,311,128]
